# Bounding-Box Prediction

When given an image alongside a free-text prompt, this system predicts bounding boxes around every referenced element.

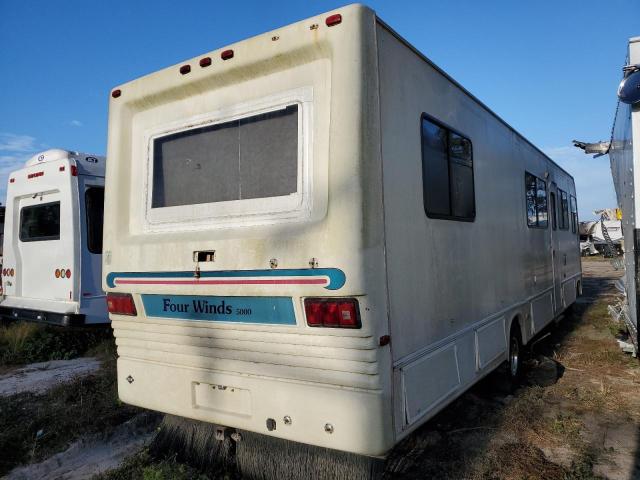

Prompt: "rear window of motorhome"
[421,115,475,221]
[151,105,298,208]
[85,187,104,254]
[525,172,548,228]
[19,201,61,242]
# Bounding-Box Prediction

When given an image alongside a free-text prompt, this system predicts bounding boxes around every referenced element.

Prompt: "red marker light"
[325,14,342,27]
[221,49,234,60]
[70,165,78,176]
[111,89,121,98]
[9,178,15,183]
[59,166,65,172]
[199,57,212,67]
[66,269,71,279]
[179,64,191,75]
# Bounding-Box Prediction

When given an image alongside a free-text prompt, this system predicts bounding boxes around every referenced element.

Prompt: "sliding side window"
[421,115,475,221]
[570,195,578,234]
[525,172,548,228]
[558,190,569,230]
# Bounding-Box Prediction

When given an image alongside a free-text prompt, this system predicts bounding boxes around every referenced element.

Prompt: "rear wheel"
[507,323,523,387]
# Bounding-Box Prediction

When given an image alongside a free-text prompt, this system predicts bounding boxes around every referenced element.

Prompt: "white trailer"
[104,4,581,472]
[0,149,108,326]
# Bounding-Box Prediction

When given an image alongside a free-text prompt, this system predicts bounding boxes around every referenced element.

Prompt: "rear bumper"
[0,307,85,326]
[117,357,393,456]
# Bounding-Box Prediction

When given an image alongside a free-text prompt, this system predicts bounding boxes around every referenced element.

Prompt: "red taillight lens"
[66,269,71,279]
[304,298,361,328]
[325,14,342,27]
[70,165,78,176]
[106,293,137,316]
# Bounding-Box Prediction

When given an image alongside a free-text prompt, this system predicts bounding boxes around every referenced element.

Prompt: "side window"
[570,195,578,234]
[525,172,548,228]
[550,192,557,230]
[85,187,104,254]
[421,115,475,221]
[559,190,569,230]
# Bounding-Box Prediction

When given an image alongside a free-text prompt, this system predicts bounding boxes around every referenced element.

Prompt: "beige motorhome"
[104,4,581,475]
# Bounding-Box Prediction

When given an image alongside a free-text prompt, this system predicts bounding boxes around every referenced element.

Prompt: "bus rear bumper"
[0,306,85,326]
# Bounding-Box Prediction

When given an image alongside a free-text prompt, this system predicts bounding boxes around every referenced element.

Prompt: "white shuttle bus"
[104,4,581,474]
[0,149,108,326]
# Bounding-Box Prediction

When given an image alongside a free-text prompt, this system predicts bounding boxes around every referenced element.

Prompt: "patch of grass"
[96,450,217,480]
[0,360,140,476]
[0,321,111,366]
[549,413,582,446]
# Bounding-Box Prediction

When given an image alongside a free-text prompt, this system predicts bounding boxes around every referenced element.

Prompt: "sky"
[0,0,638,220]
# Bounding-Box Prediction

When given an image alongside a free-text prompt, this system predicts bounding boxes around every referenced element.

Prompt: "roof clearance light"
[70,165,78,176]
[111,89,121,98]
[107,293,137,316]
[199,57,212,67]
[221,49,234,60]
[59,166,65,172]
[27,171,44,179]
[9,178,15,183]
[325,14,342,27]
[179,64,191,75]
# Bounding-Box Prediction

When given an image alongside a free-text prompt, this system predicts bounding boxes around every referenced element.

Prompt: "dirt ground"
[2,257,639,479]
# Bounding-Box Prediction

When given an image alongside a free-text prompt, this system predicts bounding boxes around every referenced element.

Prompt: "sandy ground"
[5,414,157,480]
[0,357,102,397]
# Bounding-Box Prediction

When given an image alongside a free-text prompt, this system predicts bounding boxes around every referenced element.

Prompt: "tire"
[507,323,523,387]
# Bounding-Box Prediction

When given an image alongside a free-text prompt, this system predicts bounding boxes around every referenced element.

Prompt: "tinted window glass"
[570,195,578,234]
[559,190,569,230]
[20,202,60,242]
[421,116,474,220]
[525,172,547,228]
[550,192,557,230]
[152,105,298,208]
[421,120,450,216]
[85,187,104,254]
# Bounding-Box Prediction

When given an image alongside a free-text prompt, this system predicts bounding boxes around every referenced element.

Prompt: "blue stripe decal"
[141,294,296,325]
[106,268,346,290]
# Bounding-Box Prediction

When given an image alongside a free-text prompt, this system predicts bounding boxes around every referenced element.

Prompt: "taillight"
[304,298,361,328]
[55,269,61,278]
[70,165,78,176]
[66,269,71,279]
[106,293,137,316]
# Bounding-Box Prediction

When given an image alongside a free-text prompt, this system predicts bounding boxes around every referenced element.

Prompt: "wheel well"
[509,314,523,342]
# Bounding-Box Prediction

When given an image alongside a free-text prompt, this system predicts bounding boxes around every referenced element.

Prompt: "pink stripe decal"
[115,278,327,286]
